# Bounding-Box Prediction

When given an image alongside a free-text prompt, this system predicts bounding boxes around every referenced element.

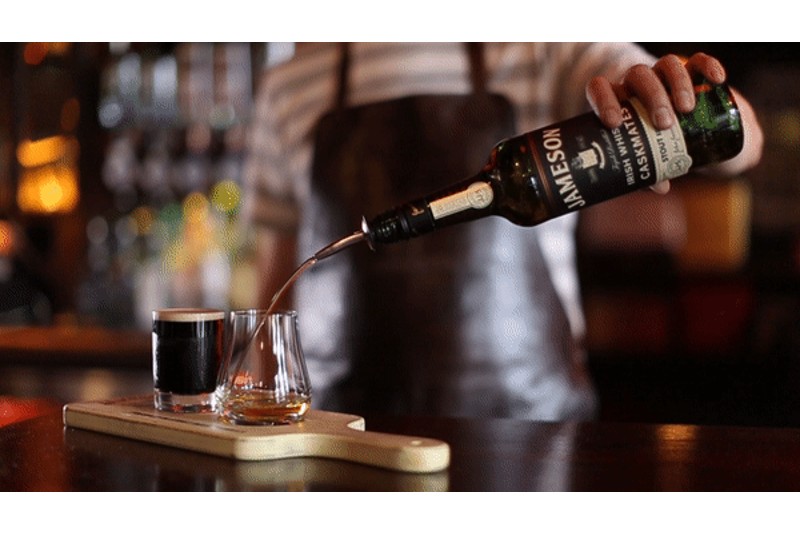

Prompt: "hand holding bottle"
[364,56,760,246]
[585,52,763,193]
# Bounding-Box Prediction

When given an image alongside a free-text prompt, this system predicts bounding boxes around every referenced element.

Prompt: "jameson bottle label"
[530,98,691,216]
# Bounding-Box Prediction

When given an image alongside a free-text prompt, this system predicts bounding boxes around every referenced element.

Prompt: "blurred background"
[1,43,799,426]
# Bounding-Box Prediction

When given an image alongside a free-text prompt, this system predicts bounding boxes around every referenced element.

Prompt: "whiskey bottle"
[364,79,744,246]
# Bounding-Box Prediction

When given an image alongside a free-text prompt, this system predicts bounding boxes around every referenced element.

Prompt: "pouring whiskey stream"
[266,218,372,313]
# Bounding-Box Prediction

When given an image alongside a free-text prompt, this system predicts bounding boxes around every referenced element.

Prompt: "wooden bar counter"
[3,406,800,491]
[0,325,150,368]
[0,325,152,403]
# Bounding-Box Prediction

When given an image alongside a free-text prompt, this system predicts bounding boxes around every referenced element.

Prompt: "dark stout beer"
[152,308,224,412]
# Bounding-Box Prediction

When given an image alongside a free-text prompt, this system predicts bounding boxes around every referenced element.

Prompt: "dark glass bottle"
[365,79,744,246]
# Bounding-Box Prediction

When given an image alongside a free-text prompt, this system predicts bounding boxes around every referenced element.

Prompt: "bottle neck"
[366,174,494,245]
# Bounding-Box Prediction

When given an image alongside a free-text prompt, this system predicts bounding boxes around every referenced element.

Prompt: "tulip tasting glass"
[217,309,312,425]
[152,308,224,412]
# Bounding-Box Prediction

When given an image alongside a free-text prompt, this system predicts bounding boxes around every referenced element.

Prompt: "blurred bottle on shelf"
[81,43,295,329]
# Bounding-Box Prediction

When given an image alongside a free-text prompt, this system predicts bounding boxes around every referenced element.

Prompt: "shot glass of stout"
[152,308,224,413]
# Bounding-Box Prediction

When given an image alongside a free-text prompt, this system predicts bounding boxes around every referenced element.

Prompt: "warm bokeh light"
[773,109,800,147]
[15,135,80,214]
[17,165,80,214]
[16,135,77,168]
[210,179,241,215]
[60,97,80,132]
[47,42,71,56]
[23,42,49,65]
[132,206,156,236]
[22,42,71,66]
[0,221,14,256]
[183,191,210,223]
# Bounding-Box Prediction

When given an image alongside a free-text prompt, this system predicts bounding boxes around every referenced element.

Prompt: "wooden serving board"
[62,396,450,473]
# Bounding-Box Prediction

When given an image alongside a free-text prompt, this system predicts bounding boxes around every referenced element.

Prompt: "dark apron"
[302,43,590,419]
